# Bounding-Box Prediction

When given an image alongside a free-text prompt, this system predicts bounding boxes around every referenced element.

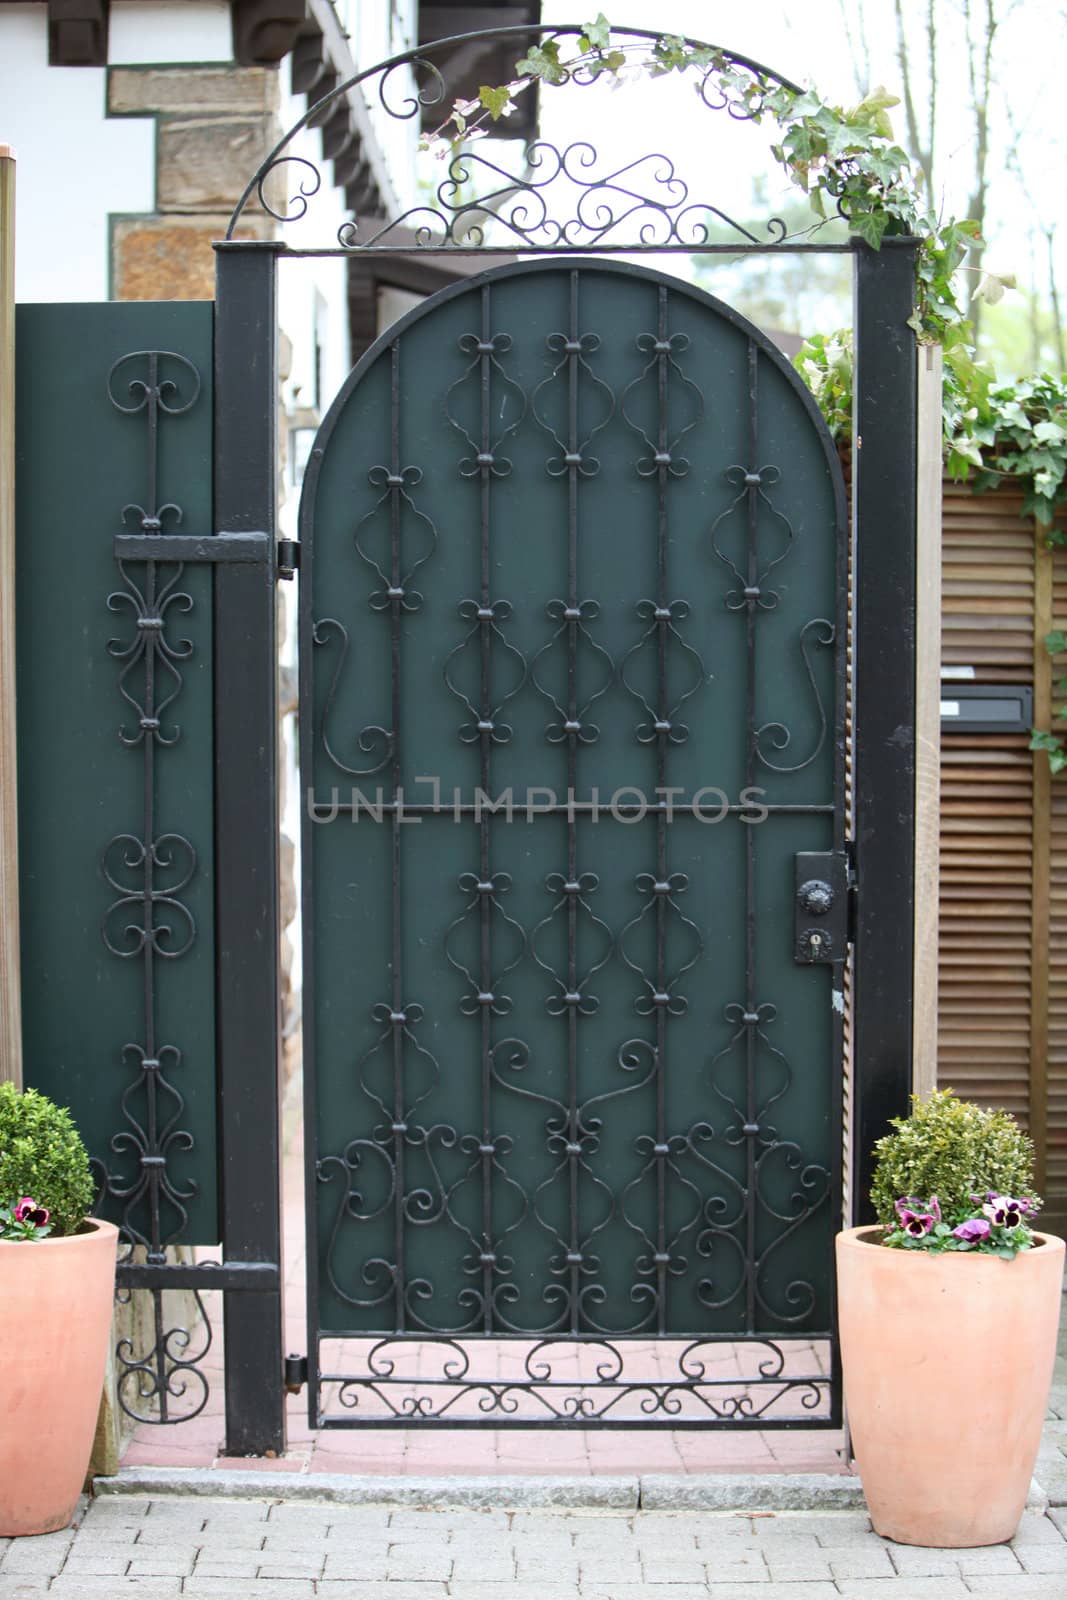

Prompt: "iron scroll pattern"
[309,276,839,1426]
[95,351,212,1425]
[226,25,842,254]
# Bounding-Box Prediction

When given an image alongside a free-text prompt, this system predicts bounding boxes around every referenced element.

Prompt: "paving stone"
[384,1553,454,1581]
[836,1583,970,1600]
[317,1587,450,1600]
[184,1581,316,1599]
[763,1554,835,1582]
[256,1558,327,1579]
[129,1553,200,1577]
[887,1544,964,1577]
[703,1587,841,1600]
[49,1581,184,1599]
[827,1546,898,1579]
[583,1587,729,1600]
[88,1497,152,1518]
[964,1578,1067,1598]
[191,1538,271,1562]
[954,1544,1025,1574]
[259,1531,331,1554]
[638,1558,711,1582]
[449,1587,581,1600]
[1011,1515,1067,1546]
[59,1551,131,1574]
[264,1505,336,1529]
[192,1557,263,1578]
[0,1545,69,1576]
[699,1550,770,1580]
[1017,1541,1067,1572]
[321,1552,392,1580]
[449,1557,517,1580]
[514,1557,582,1580]
[0,1582,52,1599]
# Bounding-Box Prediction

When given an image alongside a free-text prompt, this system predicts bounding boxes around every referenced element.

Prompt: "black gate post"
[851,238,919,1222]
[213,238,286,1453]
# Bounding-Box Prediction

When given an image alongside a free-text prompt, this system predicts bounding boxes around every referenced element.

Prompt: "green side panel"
[15,302,218,1243]
[305,261,842,1338]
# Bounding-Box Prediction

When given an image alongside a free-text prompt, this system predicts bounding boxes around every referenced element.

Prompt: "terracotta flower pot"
[0,1218,119,1537]
[836,1225,1065,1547]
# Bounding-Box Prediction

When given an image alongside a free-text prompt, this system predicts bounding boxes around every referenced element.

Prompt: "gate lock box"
[793,851,851,965]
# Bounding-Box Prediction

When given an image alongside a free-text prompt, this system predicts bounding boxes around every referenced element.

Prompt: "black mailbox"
[939,683,1034,733]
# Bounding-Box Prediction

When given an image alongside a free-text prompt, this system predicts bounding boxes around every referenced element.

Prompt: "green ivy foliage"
[869,1089,1038,1231]
[0,1081,94,1236]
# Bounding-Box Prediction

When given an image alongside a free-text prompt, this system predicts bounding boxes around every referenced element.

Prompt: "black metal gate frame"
[128,22,921,1454]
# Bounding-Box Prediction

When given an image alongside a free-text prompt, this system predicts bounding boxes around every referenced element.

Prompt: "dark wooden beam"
[47,0,109,66]
[231,0,307,67]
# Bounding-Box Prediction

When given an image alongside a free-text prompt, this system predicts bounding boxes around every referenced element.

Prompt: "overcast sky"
[533,1,1067,296]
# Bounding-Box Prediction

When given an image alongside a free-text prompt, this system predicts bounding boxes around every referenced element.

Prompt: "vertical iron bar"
[478,287,495,1334]
[851,240,918,1222]
[566,269,581,1336]
[743,339,759,1334]
[213,239,285,1455]
[388,339,407,1335]
[653,286,669,1336]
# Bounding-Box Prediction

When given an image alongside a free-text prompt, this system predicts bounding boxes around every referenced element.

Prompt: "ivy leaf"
[1046,630,1067,655]
[478,85,513,120]
[849,209,891,250]
[515,41,567,85]
[579,13,612,50]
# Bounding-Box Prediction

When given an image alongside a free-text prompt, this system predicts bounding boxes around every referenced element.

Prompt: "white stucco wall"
[0,5,155,301]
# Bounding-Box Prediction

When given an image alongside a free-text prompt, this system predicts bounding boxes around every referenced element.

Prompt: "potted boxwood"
[837,1089,1065,1548]
[0,1081,118,1537]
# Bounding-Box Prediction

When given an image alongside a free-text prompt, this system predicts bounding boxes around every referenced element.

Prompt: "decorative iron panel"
[15,304,219,1425]
[300,260,847,1427]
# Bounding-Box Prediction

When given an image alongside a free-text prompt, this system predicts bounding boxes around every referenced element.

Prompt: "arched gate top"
[301,255,848,528]
[227,23,835,257]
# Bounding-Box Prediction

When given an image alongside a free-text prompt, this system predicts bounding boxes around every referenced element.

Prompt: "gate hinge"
[793,850,851,965]
[277,539,300,580]
[284,1353,308,1394]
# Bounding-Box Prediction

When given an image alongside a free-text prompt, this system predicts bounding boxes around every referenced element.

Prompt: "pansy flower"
[895,1204,936,1237]
[13,1196,49,1227]
[952,1216,991,1243]
[982,1195,1026,1228]
[894,1195,940,1236]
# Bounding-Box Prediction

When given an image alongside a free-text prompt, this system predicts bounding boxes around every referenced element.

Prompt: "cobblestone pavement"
[2,1499,1067,1600]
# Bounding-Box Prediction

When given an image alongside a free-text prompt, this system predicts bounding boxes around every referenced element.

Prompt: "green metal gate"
[299,259,848,1427]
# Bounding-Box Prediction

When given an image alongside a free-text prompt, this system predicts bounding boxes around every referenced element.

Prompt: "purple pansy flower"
[13,1196,49,1227]
[894,1195,940,1236]
[896,1207,936,1237]
[952,1216,991,1243]
[982,1195,1026,1228]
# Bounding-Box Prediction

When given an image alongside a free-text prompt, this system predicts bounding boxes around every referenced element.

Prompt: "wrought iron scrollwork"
[227,26,806,251]
[97,349,212,1424]
[327,1333,830,1424]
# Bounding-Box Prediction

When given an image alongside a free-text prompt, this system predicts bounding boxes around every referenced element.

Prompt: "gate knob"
[798,878,834,916]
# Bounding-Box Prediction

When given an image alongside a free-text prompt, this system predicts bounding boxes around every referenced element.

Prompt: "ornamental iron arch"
[227,23,854,256]
[207,21,919,1454]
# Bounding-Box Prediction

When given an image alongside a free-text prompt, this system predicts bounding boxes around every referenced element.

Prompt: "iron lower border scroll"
[317,1336,833,1427]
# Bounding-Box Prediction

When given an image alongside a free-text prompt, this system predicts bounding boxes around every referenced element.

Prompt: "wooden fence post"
[0,145,21,1090]
[913,342,943,1098]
